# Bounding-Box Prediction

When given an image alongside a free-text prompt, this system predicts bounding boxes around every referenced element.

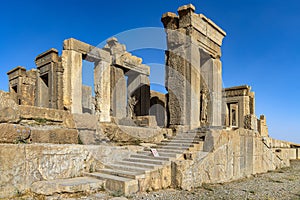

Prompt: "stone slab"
[0,123,31,143]
[30,128,78,144]
[31,177,105,195]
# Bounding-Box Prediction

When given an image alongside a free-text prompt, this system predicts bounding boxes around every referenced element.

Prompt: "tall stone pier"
[162,4,226,130]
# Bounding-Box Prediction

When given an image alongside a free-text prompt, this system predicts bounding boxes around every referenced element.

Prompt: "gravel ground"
[132,160,300,200]
[13,160,300,200]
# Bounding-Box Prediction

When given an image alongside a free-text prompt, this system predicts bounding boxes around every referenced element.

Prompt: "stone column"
[110,66,127,118]
[94,60,111,122]
[127,73,150,116]
[201,57,223,127]
[61,50,82,113]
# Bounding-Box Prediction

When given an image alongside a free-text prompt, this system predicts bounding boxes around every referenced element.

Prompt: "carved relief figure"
[200,88,208,123]
[127,96,138,118]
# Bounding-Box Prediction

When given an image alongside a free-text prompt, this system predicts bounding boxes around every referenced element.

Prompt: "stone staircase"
[31,129,209,196]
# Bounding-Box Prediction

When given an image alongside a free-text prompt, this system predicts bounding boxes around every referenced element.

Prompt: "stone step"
[173,136,198,140]
[105,164,151,173]
[149,148,185,154]
[85,172,138,195]
[156,142,194,148]
[173,135,204,140]
[31,177,105,196]
[116,161,159,169]
[136,150,179,158]
[130,154,172,161]
[124,157,166,165]
[152,145,192,151]
[98,168,145,179]
[165,140,200,144]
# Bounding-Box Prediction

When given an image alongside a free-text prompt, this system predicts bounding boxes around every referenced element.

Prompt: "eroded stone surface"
[0,144,135,198]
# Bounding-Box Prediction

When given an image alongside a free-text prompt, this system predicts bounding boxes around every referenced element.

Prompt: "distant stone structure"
[0,3,299,199]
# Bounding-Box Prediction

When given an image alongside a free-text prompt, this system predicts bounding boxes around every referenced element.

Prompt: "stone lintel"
[177,4,195,14]
[63,38,92,54]
[224,85,251,97]
[191,13,226,48]
[199,14,226,37]
[7,66,26,75]
[115,57,150,76]
[35,48,58,61]
[85,48,111,63]
[63,38,110,63]
[35,48,59,68]
[7,66,27,81]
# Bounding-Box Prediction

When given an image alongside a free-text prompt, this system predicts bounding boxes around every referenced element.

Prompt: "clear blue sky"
[0,0,299,143]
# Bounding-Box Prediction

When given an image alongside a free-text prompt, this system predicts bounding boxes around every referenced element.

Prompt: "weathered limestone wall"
[258,115,269,137]
[35,48,63,109]
[150,90,167,127]
[0,123,78,144]
[61,49,83,113]
[162,4,226,130]
[110,66,127,118]
[82,85,93,114]
[94,60,111,121]
[0,144,138,198]
[172,129,292,190]
[7,66,37,106]
[18,105,76,128]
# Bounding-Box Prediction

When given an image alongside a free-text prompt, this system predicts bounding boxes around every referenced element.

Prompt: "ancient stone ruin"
[0,4,299,198]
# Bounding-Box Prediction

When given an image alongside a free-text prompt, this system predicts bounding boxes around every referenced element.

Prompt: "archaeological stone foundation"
[0,4,299,198]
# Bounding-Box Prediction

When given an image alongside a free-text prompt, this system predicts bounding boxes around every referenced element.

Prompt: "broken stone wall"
[172,129,293,190]
[0,144,136,198]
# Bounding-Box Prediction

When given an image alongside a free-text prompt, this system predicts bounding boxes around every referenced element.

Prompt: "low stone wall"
[172,129,291,190]
[19,105,75,129]
[0,143,139,198]
[0,123,78,144]
[0,91,75,129]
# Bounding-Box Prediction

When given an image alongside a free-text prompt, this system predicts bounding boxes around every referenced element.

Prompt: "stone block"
[0,91,20,123]
[100,123,164,144]
[244,114,257,131]
[0,123,31,143]
[30,128,78,144]
[18,105,76,128]
[135,116,158,128]
[31,177,105,196]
